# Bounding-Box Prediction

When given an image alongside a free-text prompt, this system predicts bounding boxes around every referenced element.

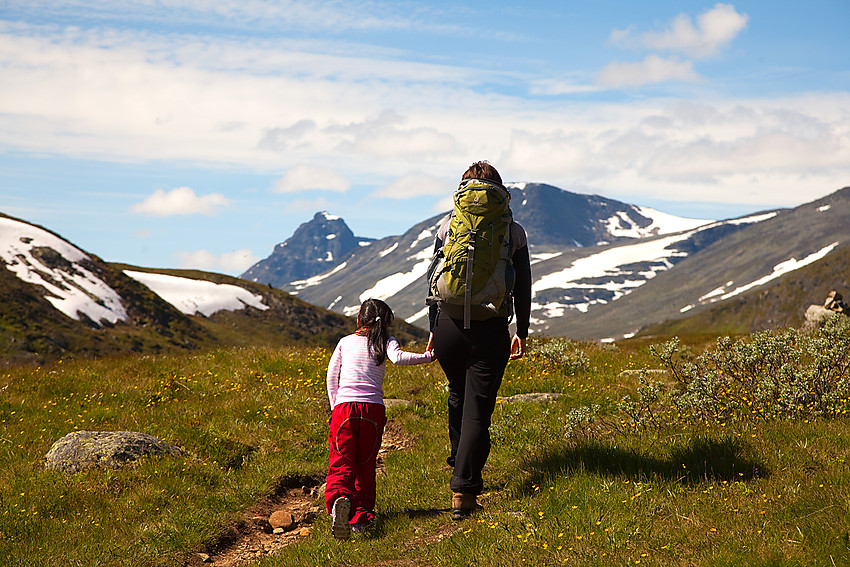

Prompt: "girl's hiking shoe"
[351,518,375,533]
[331,497,351,540]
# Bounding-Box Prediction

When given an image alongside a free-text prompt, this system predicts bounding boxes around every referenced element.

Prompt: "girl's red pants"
[324,401,386,525]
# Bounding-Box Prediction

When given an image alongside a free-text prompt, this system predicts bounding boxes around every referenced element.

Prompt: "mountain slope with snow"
[0,213,374,364]
[252,184,850,340]
[124,270,269,317]
[0,216,129,327]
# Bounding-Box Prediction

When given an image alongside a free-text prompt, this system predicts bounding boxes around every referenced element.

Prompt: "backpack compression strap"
[464,230,475,329]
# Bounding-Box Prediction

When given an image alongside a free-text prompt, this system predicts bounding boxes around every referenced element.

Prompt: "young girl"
[325,298,433,540]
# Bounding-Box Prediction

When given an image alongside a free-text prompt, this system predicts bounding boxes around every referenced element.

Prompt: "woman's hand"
[425,332,436,360]
[509,335,525,360]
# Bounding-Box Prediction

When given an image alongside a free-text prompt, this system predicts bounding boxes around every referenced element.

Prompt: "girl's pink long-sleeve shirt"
[326,334,432,408]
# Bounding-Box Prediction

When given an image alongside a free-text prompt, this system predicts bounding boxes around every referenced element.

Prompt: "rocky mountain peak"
[241,211,374,287]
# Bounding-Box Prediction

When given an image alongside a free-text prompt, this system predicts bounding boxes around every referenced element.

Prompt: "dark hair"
[357,298,394,365]
[462,161,502,186]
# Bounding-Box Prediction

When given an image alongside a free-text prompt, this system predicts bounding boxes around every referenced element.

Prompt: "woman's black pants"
[432,311,510,495]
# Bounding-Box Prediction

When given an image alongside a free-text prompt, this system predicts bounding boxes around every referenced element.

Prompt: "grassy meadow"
[1,326,849,566]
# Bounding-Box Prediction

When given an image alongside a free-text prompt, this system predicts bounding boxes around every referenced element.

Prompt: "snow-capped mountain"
[0,213,366,363]
[0,214,269,328]
[244,183,850,340]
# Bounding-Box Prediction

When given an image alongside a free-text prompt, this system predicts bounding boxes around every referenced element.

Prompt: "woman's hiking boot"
[451,492,479,521]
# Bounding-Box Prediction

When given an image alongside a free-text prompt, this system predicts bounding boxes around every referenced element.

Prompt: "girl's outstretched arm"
[386,337,433,365]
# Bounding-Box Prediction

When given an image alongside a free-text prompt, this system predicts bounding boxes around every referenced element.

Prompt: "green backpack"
[427,178,515,328]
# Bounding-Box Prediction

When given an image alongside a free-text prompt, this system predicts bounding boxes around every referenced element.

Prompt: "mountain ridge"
[242,183,850,340]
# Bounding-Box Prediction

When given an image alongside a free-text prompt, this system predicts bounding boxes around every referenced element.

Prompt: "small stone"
[298,527,311,536]
[251,516,272,533]
[617,369,668,379]
[198,553,212,563]
[269,510,294,530]
[497,393,562,404]
[273,527,285,535]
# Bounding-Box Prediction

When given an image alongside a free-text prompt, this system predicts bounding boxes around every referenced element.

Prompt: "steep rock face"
[241,212,373,287]
[510,183,652,247]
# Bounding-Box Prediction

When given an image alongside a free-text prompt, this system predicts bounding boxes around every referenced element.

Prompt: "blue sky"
[1,1,848,275]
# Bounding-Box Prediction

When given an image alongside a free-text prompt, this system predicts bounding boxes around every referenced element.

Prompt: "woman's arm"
[512,244,532,340]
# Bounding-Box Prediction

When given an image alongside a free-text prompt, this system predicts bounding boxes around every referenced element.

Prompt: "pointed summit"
[241,212,373,287]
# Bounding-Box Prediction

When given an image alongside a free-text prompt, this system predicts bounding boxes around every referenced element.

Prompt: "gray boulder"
[384,398,413,409]
[804,304,839,329]
[45,430,189,473]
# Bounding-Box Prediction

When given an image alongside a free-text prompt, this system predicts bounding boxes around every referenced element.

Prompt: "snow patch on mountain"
[605,206,711,239]
[530,252,562,265]
[349,255,432,315]
[379,243,399,257]
[125,270,268,317]
[718,211,777,226]
[0,217,128,326]
[411,226,438,249]
[530,232,696,323]
[534,232,692,293]
[716,242,838,303]
[290,262,349,292]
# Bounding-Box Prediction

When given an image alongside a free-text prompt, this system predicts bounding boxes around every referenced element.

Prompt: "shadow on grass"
[519,436,769,494]
[352,508,450,540]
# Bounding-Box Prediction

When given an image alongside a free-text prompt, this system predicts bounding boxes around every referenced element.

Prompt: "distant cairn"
[804,290,850,330]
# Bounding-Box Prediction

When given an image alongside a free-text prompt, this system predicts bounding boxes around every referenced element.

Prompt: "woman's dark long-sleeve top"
[428,219,532,338]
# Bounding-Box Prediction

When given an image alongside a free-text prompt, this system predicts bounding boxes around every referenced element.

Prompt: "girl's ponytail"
[357,299,394,366]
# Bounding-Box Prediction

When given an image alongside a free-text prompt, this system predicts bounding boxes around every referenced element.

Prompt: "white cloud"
[0,11,847,218]
[373,172,452,199]
[218,249,261,273]
[496,94,850,209]
[173,248,259,274]
[596,55,700,88]
[612,3,749,58]
[272,164,350,193]
[433,195,453,214]
[3,0,422,34]
[334,110,460,158]
[528,78,600,96]
[131,187,228,216]
[0,22,476,169]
